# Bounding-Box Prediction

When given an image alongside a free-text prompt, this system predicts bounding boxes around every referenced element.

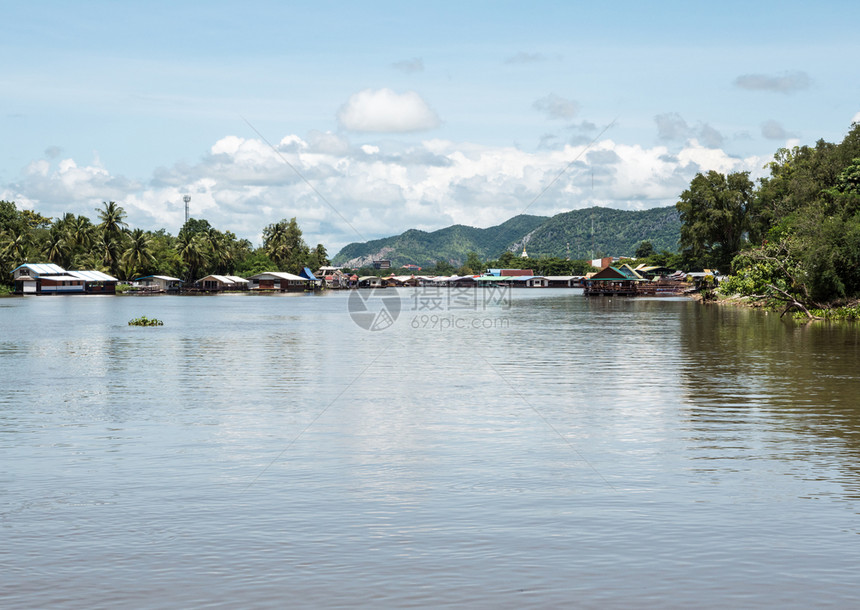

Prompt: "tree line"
[676,123,860,315]
[0,201,329,285]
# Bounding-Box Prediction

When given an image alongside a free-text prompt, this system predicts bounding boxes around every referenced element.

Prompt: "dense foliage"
[0,201,329,285]
[521,206,681,259]
[682,124,860,315]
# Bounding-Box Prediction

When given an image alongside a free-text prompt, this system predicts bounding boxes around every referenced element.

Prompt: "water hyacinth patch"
[128,315,163,327]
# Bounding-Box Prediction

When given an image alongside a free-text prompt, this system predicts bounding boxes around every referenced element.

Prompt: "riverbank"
[708,291,860,322]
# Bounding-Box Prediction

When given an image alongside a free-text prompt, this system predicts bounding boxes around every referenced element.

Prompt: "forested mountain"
[333,215,548,267]
[333,206,681,267]
[519,206,681,259]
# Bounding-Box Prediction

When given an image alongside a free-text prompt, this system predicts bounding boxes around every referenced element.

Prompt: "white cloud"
[2,133,770,254]
[853,111,860,124]
[337,89,441,133]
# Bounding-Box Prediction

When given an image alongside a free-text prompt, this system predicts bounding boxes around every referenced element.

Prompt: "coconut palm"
[121,228,155,279]
[97,201,128,241]
[45,226,72,268]
[262,217,308,271]
[96,202,129,277]
[1,230,32,269]
[69,215,94,251]
[175,231,209,281]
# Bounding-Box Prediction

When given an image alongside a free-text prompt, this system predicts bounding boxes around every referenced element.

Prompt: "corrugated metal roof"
[12,263,66,276]
[476,275,537,282]
[224,275,248,283]
[69,270,118,282]
[199,275,238,284]
[247,272,307,281]
[135,275,182,282]
[39,275,81,281]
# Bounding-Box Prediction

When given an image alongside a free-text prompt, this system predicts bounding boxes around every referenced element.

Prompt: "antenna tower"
[183,195,191,226]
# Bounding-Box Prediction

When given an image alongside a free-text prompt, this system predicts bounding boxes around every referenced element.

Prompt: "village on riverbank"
[9,256,715,297]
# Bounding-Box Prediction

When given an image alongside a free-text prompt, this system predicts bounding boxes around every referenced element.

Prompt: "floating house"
[475,275,548,287]
[11,263,118,295]
[583,264,647,296]
[542,275,583,288]
[633,264,676,280]
[247,272,310,292]
[382,275,420,287]
[485,268,534,277]
[194,275,249,292]
[133,275,183,293]
[357,276,383,288]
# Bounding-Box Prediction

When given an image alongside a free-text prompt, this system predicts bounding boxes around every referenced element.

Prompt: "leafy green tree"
[262,217,309,273]
[234,248,276,277]
[0,201,25,236]
[178,218,213,238]
[431,259,456,275]
[20,209,53,230]
[635,240,655,259]
[719,239,819,318]
[676,170,754,271]
[495,250,520,268]
[305,243,330,271]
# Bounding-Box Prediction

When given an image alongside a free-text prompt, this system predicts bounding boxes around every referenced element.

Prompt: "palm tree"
[97,201,128,241]
[121,228,155,279]
[175,232,209,281]
[69,215,94,251]
[1,230,32,269]
[262,217,308,271]
[96,202,128,277]
[45,226,72,268]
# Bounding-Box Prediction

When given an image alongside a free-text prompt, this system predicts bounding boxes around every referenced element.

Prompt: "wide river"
[2,289,859,608]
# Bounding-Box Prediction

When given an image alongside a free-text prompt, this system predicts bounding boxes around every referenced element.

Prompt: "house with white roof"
[246,271,310,292]
[194,275,250,292]
[11,263,118,295]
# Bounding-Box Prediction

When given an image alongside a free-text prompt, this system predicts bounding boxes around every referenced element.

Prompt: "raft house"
[11,263,118,295]
[132,275,183,293]
[583,264,689,296]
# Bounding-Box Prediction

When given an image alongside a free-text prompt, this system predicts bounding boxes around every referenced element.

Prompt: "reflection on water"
[1,291,859,608]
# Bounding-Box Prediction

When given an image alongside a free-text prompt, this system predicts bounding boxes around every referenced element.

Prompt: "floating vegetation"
[129,315,164,327]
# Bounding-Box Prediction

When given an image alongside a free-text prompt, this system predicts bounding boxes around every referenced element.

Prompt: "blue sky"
[3,0,859,252]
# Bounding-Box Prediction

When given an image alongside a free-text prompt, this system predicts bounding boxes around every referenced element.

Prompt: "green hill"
[521,206,681,259]
[332,206,681,267]
[332,214,548,267]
